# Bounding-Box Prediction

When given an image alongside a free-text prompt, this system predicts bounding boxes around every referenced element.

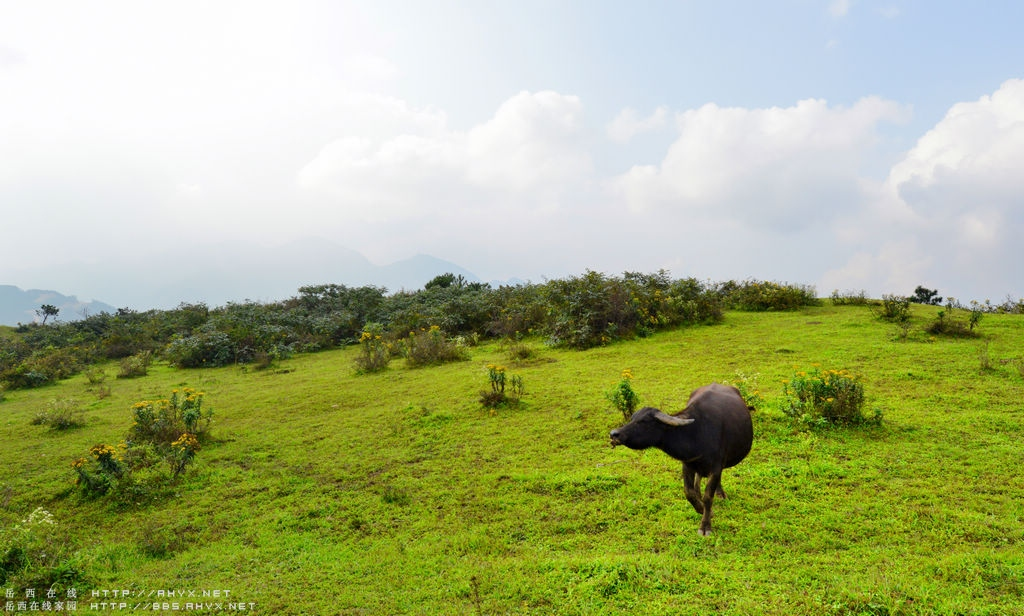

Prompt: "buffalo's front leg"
[698,470,723,536]
[682,465,704,514]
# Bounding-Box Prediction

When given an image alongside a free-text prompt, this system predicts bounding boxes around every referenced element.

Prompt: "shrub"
[404,326,470,367]
[781,367,878,426]
[486,284,547,338]
[877,294,911,323]
[84,367,107,385]
[1,346,90,390]
[927,299,983,338]
[978,343,994,372]
[0,507,82,588]
[722,279,820,311]
[501,336,536,362]
[911,286,942,305]
[71,443,125,497]
[728,372,763,411]
[540,270,722,349]
[996,296,1024,314]
[168,432,201,478]
[117,350,151,378]
[830,289,870,306]
[128,387,212,447]
[353,323,391,373]
[31,398,86,430]
[164,330,235,368]
[542,271,630,349]
[73,389,213,503]
[606,369,641,422]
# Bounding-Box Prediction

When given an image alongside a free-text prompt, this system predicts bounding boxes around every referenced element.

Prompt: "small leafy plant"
[0,507,81,588]
[480,364,525,409]
[781,367,878,426]
[168,432,201,478]
[501,334,536,362]
[607,369,641,422]
[728,372,763,410]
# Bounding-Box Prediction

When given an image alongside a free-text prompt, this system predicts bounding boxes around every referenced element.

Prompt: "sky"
[2,0,1023,307]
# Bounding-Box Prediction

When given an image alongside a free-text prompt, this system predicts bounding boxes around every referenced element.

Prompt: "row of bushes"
[0,273,819,390]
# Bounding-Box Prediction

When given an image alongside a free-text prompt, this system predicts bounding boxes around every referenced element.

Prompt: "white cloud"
[827,79,1024,298]
[612,97,909,230]
[829,0,852,18]
[341,53,400,83]
[606,106,668,143]
[0,44,25,67]
[297,90,592,222]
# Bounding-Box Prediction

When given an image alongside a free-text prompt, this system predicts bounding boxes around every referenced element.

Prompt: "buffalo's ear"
[654,411,695,427]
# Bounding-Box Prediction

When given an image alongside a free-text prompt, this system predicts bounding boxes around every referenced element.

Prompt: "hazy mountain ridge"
[0,286,117,326]
[1,240,485,326]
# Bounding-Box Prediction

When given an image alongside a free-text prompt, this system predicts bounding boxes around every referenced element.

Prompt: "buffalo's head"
[609,406,694,449]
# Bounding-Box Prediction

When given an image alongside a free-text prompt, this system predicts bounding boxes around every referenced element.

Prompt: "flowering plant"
[781,367,877,425]
[607,369,641,422]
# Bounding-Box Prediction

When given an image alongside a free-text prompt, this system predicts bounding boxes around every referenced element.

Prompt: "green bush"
[606,369,641,422]
[117,350,151,378]
[722,279,820,311]
[501,335,536,362]
[73,389,212,503]
[830,289,870,306]
[128,387,212,447]
[927,299,983,338]
[0,346,90,390]
[781,367,878,426]
[877,295,911,323]
[911,285,942,305]
[403,326,470,367]
[728,372,764,411]
[542,271,708,349]
[30,398,86,430]
[84,367,107,385]
[164,331,235,367]
[0,507,82,588]
[353,323,392,373]
[486,283,547,338]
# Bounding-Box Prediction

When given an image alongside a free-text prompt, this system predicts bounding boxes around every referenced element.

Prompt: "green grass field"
[2,304,1023,615]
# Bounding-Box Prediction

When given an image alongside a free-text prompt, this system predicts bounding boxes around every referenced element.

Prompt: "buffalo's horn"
[654,411,695,426]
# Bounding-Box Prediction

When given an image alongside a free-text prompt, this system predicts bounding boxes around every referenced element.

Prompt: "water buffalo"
[609,383,753,536]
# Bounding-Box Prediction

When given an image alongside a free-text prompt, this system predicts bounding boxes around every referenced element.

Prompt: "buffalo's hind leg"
[681,465,704,515]
[679,462,729,497]
[698,470,723,536]
[689,463,726,498]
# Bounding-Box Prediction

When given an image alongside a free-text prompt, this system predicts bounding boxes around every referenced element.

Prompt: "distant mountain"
[377,254,481,292]
[2,238,485,320]
[0,286,117,326]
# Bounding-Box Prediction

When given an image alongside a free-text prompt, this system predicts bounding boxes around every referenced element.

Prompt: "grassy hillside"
[2,304,1023,615]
